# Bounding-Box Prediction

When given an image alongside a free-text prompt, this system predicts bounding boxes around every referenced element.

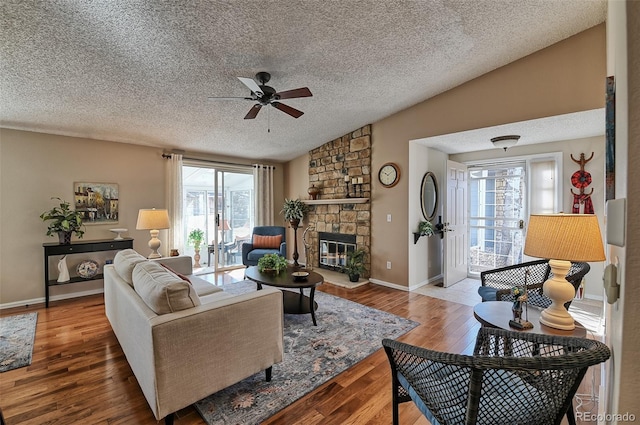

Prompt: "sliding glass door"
[183,165,254,270]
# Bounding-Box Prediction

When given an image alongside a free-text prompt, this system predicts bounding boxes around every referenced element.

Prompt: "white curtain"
[253,164,275,226]
[165,153,184,253]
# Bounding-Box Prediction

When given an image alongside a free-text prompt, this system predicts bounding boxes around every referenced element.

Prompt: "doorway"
[183,165,254,270]
[468,161,527,276]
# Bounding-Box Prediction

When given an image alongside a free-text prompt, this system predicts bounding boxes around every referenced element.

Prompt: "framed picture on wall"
[605,75,615,201]
[73,182,119,224]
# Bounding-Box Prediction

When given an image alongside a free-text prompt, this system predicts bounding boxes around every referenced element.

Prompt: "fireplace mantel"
[302,198,369,205]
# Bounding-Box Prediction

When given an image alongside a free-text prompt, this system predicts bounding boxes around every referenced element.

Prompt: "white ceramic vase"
[57,255,70,282]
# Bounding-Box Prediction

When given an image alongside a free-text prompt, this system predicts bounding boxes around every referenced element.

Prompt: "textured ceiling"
[0,1,606,162]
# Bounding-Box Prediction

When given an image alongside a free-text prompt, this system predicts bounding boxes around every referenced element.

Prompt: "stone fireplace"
[318,232,357,271]
[303,125,371,277]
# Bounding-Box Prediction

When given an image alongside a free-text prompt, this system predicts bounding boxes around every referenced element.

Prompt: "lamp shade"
[136,209,170,230]
[524,214,605,262]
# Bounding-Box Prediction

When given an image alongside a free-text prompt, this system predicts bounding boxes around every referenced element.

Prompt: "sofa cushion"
[114,249,148,286]
[252,234,282,249]
[133,261,201,315]
[247,248,281,261]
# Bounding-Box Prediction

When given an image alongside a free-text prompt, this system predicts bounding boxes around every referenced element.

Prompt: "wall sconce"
[491,135,521,151]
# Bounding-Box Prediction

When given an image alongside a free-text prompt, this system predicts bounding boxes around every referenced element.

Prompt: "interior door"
[444,160,468,287]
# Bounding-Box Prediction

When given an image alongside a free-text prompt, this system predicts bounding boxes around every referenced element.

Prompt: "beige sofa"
[104,249,284,424]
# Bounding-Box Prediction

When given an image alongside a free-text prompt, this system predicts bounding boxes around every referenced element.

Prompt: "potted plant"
[40,197,85,244]
[418,220,434,237]
[281,198,309,267]
[257,253,288,274]
[343,248,366,282]
[281,198,308,227]
[188,228,204,267]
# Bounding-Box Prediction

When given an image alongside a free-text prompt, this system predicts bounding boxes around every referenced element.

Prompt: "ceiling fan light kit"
[491,135,521,151]
[210,72,312,121]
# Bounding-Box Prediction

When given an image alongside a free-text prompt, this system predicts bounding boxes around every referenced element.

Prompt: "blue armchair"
[242,226,287,266]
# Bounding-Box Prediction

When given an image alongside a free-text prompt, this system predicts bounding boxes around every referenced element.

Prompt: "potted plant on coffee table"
[343,248,366,282]
[257,253,288,274]
[188,228,204,267]
[40,197,85,244]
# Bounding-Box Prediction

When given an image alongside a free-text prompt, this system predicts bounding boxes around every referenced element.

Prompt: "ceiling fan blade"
[238,77,264,97]
[276,87,312,100]
[208,96,254,101]
[244,104,262,119]
[272,102,304,118]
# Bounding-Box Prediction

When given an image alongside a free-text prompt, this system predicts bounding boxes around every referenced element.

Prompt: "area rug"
[0,312,38,372]
[194,282,418,424]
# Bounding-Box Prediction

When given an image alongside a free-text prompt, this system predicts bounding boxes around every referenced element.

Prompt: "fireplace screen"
[318,232,356,271]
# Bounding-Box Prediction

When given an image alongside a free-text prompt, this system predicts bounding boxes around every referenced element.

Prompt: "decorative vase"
[193,247,201,268]
[57,255,70,283]
[308,185,320,200]
[349,273,360,283]
[512,301,522,321]
[58,231,72,245]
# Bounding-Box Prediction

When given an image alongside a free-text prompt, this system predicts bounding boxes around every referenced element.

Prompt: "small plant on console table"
[258,253,288,274]
[40,197,85,244]
[343,248,366,282]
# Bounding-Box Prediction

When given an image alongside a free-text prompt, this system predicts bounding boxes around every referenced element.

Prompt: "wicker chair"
[478,259,590,309]
[383,328,610,425]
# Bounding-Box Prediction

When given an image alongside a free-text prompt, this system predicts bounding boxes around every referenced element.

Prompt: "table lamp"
[136,208,170,258]
[524,214,605,330]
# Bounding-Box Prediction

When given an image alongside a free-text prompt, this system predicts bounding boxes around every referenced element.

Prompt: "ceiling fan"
[209,72,312,120]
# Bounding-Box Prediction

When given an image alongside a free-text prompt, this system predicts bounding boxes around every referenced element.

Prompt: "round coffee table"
[245,266,324,326]
[473,301,587,338]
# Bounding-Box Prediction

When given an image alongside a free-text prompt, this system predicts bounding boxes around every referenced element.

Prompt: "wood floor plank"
[0,279,597,424]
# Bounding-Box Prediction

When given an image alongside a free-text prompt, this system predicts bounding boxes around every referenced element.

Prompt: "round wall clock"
[378,162,400,188]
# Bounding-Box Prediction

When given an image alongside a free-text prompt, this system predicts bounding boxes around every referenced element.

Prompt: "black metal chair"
[383,328,610,425]
[478,260,590,309]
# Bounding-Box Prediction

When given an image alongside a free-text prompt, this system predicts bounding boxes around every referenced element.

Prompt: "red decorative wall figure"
[570,152,594,214]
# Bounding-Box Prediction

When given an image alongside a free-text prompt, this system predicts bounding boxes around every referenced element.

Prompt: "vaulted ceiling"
[1,1,606,161]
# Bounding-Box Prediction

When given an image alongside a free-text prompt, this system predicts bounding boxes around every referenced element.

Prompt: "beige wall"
[0,129,166,305]
[0,129,283,307]
[284,24,605,288]
[282,153,309,260]
[368,24,606,287]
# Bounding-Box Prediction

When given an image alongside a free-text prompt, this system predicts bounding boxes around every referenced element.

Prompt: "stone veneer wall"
[304,125,371,277]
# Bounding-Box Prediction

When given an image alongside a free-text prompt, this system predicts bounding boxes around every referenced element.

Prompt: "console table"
[43,238,133,307]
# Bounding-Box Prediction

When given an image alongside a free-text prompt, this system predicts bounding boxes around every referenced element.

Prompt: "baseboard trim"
[0,288,104,310]
[369,278,409,292]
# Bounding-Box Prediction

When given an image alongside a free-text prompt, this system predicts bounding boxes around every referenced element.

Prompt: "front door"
[444,160,468,287]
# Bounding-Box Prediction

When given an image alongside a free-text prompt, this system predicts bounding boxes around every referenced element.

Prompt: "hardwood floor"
[0,276,594,424]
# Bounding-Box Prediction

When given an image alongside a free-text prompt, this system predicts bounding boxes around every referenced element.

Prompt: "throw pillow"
[253,234,282,249]
[159,263,192,284]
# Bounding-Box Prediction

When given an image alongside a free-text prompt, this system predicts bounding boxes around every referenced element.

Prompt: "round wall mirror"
[420,171,438,221]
